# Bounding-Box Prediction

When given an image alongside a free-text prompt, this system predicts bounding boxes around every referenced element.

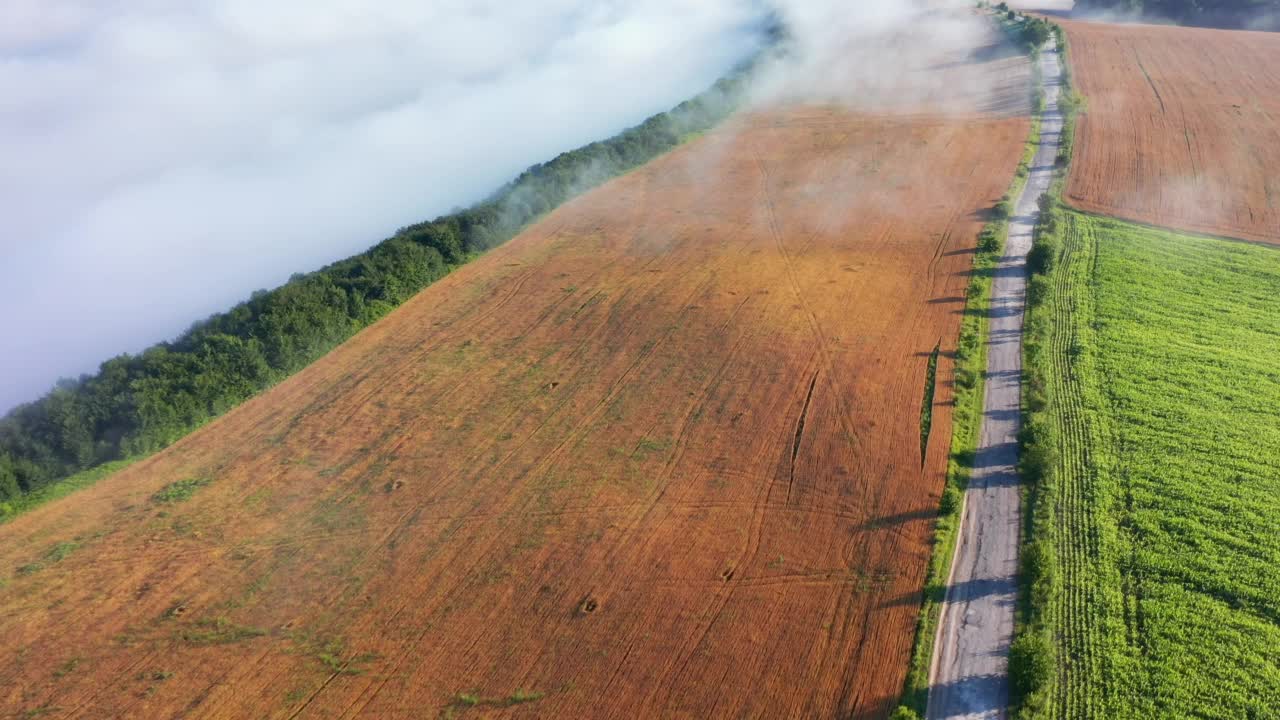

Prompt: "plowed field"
[0,71,1029,720]
[1061,19,1280,244]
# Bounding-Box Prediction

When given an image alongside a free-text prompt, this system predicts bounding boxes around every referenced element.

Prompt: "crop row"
[1020,207,1280,717]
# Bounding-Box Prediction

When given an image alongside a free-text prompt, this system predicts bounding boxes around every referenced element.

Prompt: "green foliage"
[0,50,770,510]
[446,688,546,713]
[1009,631,1054,708]
[52,657,81,679]
[150,477,211,504]
[0,453,19,504]
[180,617,267,645]
[978,226,1001,254]
[291,633,379,675]
[938,484,963,517]
[1021,210,1280,718]
[1018,17,1053,50]
[994,6,1053,56]
[14,540,81,577]
[919,344,941,464]
[1027,195,1062,276]
[993,195,1014,221]
[899,103,1045,714]
[0,459,132,524]
[506,689,544,705]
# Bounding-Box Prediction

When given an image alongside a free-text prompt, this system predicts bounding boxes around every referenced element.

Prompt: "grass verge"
[1007,21,1083,717]
[1009,22,1080,717]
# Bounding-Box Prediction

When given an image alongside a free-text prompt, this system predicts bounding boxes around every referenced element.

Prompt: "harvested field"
[0,49,1030,720]
[1061,19,1280,244]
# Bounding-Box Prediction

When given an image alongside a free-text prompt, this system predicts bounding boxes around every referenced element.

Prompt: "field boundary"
[894,25,1045,718]
[1012,20,1093,719]
[1059,206,1280,251]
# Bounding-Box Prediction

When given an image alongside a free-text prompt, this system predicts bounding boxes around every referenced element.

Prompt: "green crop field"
[1019,209,1280,718]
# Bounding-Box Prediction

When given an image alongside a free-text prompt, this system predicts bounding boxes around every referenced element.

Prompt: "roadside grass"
[1020,207,1280,718]
[1007,21,1083,716]
[895,31,1046,716]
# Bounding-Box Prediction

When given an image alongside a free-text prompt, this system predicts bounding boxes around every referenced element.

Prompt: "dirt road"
[926,39,1063,720]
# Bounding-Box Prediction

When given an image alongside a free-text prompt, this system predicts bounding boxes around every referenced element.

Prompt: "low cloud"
[755,0,1023,115]
[0,0,768,411]
[0,0,1014,414]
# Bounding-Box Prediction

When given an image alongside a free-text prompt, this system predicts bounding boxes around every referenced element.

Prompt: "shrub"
[939,485,964,516]
[978,227,1001,253]
[1009,630,1054,701]
[891,706,922,720]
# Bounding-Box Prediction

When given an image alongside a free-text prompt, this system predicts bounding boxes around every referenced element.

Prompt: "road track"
[926,38,1063,720]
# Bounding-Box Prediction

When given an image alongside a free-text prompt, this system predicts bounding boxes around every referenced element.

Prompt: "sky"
[0,0,770,412]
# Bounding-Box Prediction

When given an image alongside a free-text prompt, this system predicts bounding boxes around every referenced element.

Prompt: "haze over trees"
[0,0,778,418]
[0,68,758,510]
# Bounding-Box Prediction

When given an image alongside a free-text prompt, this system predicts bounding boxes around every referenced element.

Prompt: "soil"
[1062,19,1280,244]
[0,43,1030,720]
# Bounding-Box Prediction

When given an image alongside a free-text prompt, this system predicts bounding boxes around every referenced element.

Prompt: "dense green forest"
[1074,0,1280,29]
[0,54,770,510]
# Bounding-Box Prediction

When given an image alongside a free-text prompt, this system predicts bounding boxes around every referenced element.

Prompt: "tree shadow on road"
[925,673,1011,719]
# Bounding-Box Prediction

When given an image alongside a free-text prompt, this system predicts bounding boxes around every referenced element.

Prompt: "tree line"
[0,55,769,507]
[985,4,1054,53]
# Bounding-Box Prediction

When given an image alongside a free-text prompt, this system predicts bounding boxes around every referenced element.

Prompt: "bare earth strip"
[927,40,1063,720]
[1061,19,1280,245]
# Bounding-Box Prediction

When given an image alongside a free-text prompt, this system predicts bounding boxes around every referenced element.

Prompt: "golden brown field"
[1062,19,1280,244]
[0,32,1031,720]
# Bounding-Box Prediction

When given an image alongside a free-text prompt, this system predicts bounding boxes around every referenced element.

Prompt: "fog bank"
[0,0,773,412]
[0,0,1014,414]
